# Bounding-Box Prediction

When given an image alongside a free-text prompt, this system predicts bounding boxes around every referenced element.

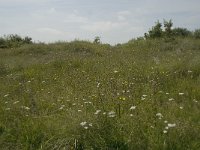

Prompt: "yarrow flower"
[163,130,168,134]
[130,106,136,110]
[167,123,176,128]
[13,101,20,104]
[59,105,65,110]
[179,93,184,95]
[94,110,101,115]
[108,111,116,118]
[80,121,92,129]
[156,113,163,119]
[21,106,30,110]
[80,121,87,126]
[179,106,183,109]
[4,94,9,97]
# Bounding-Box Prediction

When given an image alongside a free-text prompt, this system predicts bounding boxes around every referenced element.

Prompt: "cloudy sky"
[0,0,200,44]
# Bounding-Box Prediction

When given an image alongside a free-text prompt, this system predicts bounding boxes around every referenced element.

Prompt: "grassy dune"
[0,38,200,149]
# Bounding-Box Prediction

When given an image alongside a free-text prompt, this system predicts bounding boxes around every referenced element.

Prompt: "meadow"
[0,38,200,149]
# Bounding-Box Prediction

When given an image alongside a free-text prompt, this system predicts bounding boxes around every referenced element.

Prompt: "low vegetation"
[0,21,200,149]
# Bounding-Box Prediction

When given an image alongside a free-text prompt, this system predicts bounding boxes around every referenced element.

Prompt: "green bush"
[172,28,192,37]
[0,34,32,49]
[194,29,200,39]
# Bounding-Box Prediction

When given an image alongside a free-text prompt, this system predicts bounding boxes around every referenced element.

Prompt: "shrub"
[0,34,32,48]
[194,29,200,39]
[172,28,192,37]
[145,21,163,39]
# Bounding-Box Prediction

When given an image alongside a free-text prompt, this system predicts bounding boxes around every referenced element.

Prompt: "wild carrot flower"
[4,94,9,97]
[80,121,87,126]
[94,110,101,115]
[179,93,184,95]
[21,106,30,110]
[13,101,20,104]
[163,130,168,134]
[108,111,116,117]
[130,106,136,110]
[168,123,176,128]
[156,113,163,119]
[5,108,11,110]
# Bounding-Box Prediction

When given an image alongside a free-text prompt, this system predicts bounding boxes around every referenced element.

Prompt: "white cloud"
[63,14,88,23]
[117,10,131,21]
[117,10,131,16]
[36,27,64,35]
[81,21,129,32]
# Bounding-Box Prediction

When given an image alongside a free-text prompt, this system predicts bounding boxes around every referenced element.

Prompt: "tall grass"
[0,38,200,149]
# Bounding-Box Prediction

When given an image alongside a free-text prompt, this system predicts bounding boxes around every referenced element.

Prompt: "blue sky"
[0,0,200,44]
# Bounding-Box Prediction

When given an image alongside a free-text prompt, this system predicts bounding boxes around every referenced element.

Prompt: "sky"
[0,0,200,44]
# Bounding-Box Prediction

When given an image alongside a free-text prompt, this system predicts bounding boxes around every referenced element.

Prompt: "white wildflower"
[150,126,154,129]
[80,121,87,126]
[130,106,136,110]
[84,126,88,130]
[59,105,65,110]
[130,114,133,117]
[21,106,30,110]
[94,110,101,115]
[4,94,9,97]
[156,113,163,119]
[97,82,100,88]
[179,93,184,95]
[168,123,176,128]
[13,101,20,104]
[108,111,116,118]
[180,106,183,109]
[168,98,174,101]
[114,70,118,73]
[193,99,198,103]
[163,130,168,134]
[164,120,168,123]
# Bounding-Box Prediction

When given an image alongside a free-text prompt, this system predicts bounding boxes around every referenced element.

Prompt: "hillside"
[0,38,200,149]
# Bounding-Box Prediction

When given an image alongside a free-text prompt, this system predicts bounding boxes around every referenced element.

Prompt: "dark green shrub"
[172,28,192,37]
[0,34,32,48]
[145,21,163,39]
[194,29,200,39]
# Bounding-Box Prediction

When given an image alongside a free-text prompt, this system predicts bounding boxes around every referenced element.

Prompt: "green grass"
[0,38,200,149]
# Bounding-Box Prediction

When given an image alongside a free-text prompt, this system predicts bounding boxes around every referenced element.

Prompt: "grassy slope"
[0,38,200,149]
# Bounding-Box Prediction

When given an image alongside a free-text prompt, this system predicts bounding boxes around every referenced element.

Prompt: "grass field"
[0,38,200,149]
